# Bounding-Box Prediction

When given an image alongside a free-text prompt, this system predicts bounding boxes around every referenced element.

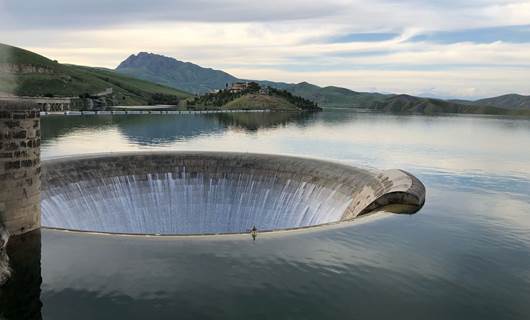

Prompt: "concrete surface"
[41,152,425,234]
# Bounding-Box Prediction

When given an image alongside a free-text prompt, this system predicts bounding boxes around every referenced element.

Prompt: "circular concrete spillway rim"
[40,151,426,238]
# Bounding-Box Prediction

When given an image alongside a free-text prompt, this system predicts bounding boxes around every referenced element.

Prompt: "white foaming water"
[41,171,353,234]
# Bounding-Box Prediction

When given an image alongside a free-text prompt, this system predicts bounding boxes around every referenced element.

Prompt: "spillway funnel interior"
[41,152,425,235]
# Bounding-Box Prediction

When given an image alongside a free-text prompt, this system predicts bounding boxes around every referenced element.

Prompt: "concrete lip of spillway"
[40,152,426,236]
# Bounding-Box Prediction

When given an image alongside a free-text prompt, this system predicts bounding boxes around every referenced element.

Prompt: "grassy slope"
[450,94,530,110]
[373,95,530,116]
[285,82,389,108]
[473,94,530,110]
[222,94,299,111]
[0,43,190,105]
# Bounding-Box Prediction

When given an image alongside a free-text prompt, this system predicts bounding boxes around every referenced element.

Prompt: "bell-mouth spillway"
[40,152,426,236]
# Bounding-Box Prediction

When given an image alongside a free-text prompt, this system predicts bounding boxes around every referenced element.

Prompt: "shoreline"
[40,109,276,116]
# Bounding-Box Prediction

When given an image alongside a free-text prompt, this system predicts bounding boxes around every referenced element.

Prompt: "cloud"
[1,0,530,98]
[482,1,530,25]
[2,0,527,31]
[1,0,346,29]
[226,66,530,99]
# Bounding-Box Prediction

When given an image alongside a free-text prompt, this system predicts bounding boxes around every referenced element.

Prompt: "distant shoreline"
[39,109,276,116]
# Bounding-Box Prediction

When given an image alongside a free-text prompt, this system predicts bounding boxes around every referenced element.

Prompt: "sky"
[1,0,530,99]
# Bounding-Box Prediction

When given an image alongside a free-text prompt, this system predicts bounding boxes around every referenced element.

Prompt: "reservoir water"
[2,110,530,319]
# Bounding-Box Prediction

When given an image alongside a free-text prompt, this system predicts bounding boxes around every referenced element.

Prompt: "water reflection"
[115,114,224,145]
[41,112,312,146]
[213,112,315,131]
[0,230,42,320]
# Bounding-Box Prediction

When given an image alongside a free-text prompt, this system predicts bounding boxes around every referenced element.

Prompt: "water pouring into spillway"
[40,152,425,235]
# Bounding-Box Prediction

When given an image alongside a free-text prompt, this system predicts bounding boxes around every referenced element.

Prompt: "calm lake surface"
[4,110,530,319]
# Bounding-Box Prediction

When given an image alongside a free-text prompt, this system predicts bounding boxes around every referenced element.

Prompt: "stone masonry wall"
[0,101,41,235]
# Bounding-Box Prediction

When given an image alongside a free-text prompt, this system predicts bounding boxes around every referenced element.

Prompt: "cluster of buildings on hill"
[228,82,249,93]
[213,82,269,95]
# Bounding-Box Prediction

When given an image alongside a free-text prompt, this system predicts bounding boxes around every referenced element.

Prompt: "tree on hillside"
[248,82,260,92]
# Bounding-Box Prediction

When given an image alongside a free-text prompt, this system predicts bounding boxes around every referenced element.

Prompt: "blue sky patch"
[411,25,530,44]
[327,32,398,43]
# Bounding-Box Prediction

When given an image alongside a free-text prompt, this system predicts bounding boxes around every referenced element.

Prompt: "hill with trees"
[188,82,321,112]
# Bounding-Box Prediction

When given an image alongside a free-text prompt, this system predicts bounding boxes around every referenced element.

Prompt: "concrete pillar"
[0,101,41,236]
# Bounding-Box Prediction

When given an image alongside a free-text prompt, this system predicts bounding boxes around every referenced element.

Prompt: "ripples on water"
[2,111,530,319]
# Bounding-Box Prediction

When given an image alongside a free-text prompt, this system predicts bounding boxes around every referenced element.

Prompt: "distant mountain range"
[371,95,530,116]
[450,94,530,110]
[117,52,237,94]
[284,81,389,108]
[1,43,529,116]
[114,52,530,114]
[115,52,389,107]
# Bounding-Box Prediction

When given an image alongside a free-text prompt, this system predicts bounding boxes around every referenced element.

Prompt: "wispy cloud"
[0,0,346,28]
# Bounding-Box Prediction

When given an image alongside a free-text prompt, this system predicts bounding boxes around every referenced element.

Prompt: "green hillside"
[0,43,191,106]
[372,95,530,116]
[222,94,298,111]
[285,82,390,108]
[452,94,530,110]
